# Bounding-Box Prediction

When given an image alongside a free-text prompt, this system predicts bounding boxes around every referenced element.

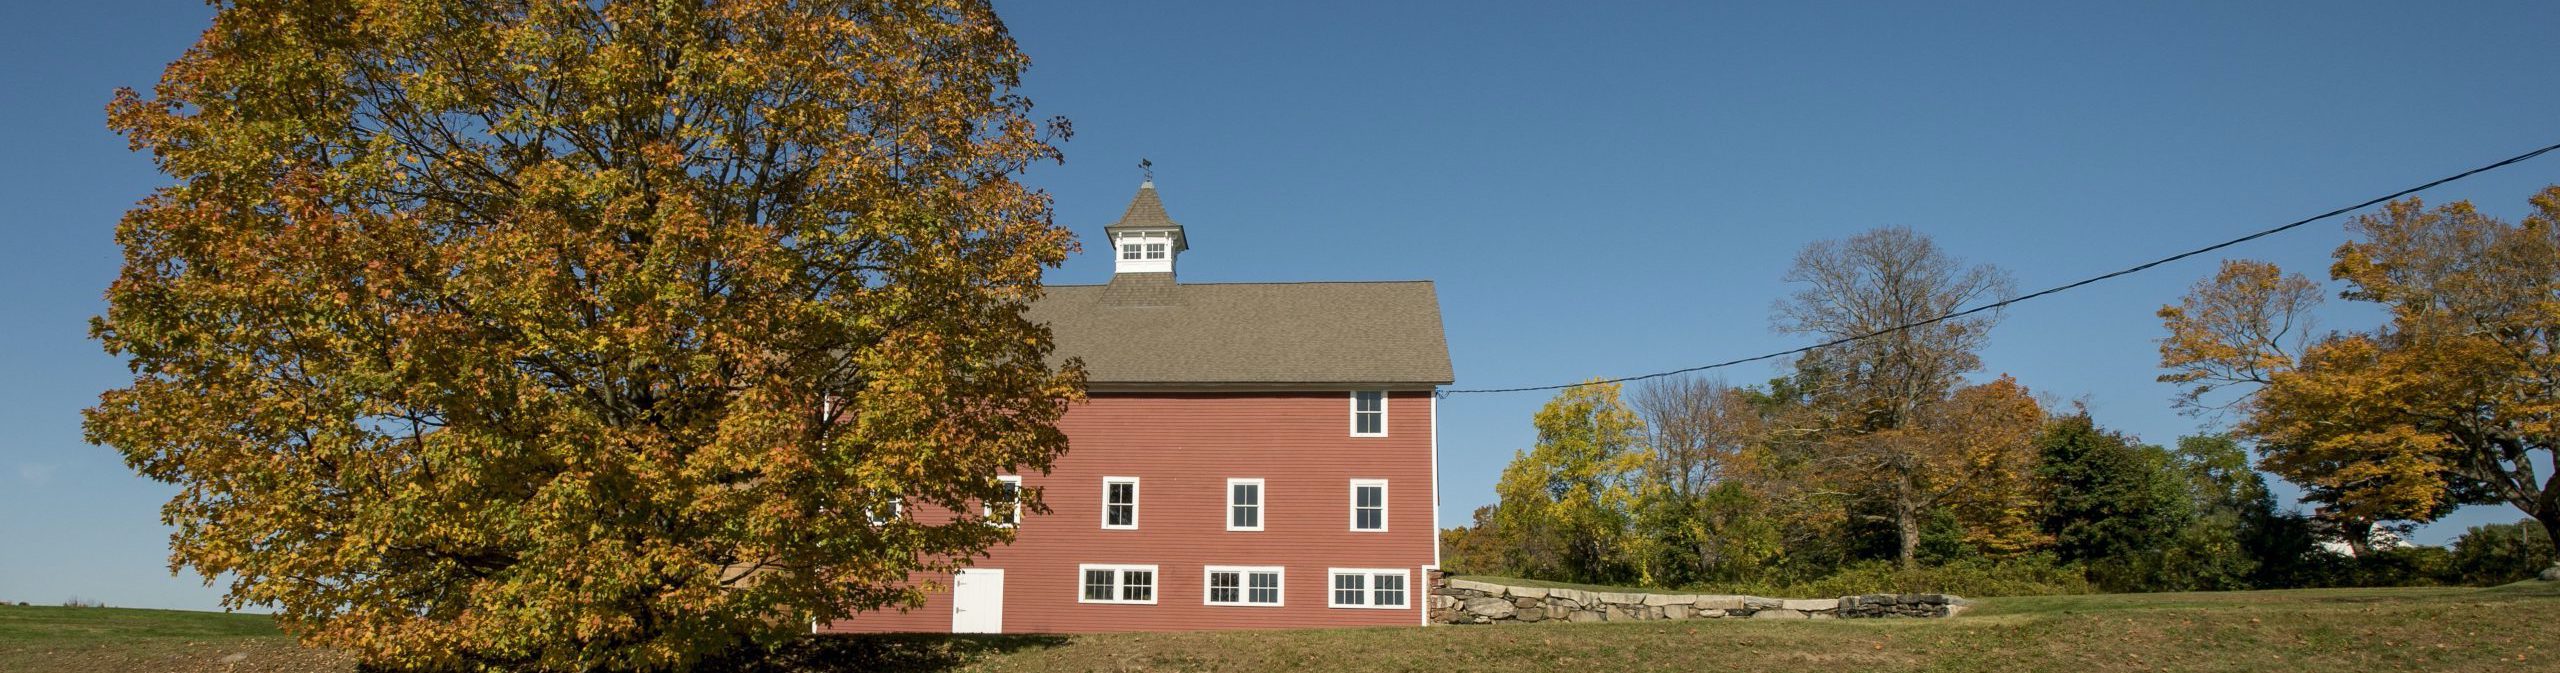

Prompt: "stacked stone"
[1833,594,1961,618]
[1427,576,1966,625]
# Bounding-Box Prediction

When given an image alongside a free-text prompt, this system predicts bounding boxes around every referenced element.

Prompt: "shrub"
[2445,521,2555,585]
[2360,546,2454,587]
[1691,554,2093,598]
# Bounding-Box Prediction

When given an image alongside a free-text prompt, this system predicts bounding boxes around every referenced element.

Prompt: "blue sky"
[4,1,2557,612]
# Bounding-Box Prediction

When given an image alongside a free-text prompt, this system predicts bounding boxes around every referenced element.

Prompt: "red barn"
[818,182,1455,634]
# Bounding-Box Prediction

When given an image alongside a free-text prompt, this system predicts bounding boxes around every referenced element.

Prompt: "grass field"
[5,582,2555,672]
[0,605,346,673]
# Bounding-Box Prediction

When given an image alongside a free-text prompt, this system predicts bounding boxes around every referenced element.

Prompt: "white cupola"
[1104,180,1188,278]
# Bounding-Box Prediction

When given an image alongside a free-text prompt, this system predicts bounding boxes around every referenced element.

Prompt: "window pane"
[1249,572,1280,604]
[1356,391,1382,412]
[1231,483,1261,529]
[1121,570,1154,602]
[1374,573,1406,606]
[1355,484,1386,530]
[1106,481,1135,527]
[1333,573,1365,605]
[1356,413,1381,434]
[993,480,1021,525]
[1084,570,1114,601]
[1209,571,1240,604]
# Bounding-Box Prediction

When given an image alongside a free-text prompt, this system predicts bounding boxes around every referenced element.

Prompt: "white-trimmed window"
[1351,391,1387,436]
[1327,568,1410,609]
[1114,231,1175,273]
[1349,479,1387,532]
[1102,477,1139,530]
[865,497,903,526]
[1204,566,1284,607]
[1226,478,1264,532]
[985,475,1022,527]
[1078,564,1157,604]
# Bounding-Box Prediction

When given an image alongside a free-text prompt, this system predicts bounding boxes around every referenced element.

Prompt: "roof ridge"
[1047,279,1436,288]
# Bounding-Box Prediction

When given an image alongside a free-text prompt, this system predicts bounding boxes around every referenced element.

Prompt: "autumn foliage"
[2160,189,2560,557]
[86,1,1078,670]
[1446,226,2463,596]
[1452,229,2069,590]
[1482,381,1648,584]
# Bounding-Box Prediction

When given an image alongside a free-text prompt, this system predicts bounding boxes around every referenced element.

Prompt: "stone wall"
[1427,572,1966,625]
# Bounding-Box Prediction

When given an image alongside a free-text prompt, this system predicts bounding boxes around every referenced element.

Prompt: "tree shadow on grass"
[702,633,1071,673]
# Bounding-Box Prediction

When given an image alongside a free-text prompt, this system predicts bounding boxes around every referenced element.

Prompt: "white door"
[951,569,1004,634]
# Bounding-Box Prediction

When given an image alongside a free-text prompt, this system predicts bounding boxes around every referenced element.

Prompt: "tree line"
[1444,191,2560,595]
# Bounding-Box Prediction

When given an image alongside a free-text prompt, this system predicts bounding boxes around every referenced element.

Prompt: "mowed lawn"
[4,582,2555,672]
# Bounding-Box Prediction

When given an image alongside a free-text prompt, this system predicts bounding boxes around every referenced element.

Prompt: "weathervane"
[1139,158,1153,183]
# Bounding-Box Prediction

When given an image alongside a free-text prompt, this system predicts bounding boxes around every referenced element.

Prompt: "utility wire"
[1439,139,2560,397]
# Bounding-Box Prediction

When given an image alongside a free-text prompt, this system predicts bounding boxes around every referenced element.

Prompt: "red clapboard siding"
[818,390,1436,634]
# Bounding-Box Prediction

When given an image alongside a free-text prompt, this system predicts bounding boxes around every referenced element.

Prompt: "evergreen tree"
[2035,414,2190,591]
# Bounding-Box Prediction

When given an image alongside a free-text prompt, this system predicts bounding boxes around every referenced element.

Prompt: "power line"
[1439,139,2560,397]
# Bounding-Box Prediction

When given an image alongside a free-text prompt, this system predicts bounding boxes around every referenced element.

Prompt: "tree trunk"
[1694,536,1713,583]
[2535,497,2560,563]
[2339,519,2375,558]
[1895,482,1921,569]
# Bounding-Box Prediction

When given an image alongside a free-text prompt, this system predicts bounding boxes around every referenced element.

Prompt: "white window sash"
[1101,476,1140,530]
[1077,563,1159,605]
[1349,479,1388,532]
[986,475,1023,527]
[1226,478,1265,532]
[1202,565,1285,607]
[1331,572,1365,607]
[1350,391,1388,437]
[865,497,903,526]
[1328,568,1411,609]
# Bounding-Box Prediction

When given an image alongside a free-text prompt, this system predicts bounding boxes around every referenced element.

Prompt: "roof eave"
[1101,222,1188,252]
[1084,380,1452,393]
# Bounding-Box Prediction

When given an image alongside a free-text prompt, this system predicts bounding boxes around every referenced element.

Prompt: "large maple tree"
[86,1,1080,669]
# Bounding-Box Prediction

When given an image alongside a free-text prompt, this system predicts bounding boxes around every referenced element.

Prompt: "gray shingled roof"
[1028,274,1454,388]
[1101,182,1188,252]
